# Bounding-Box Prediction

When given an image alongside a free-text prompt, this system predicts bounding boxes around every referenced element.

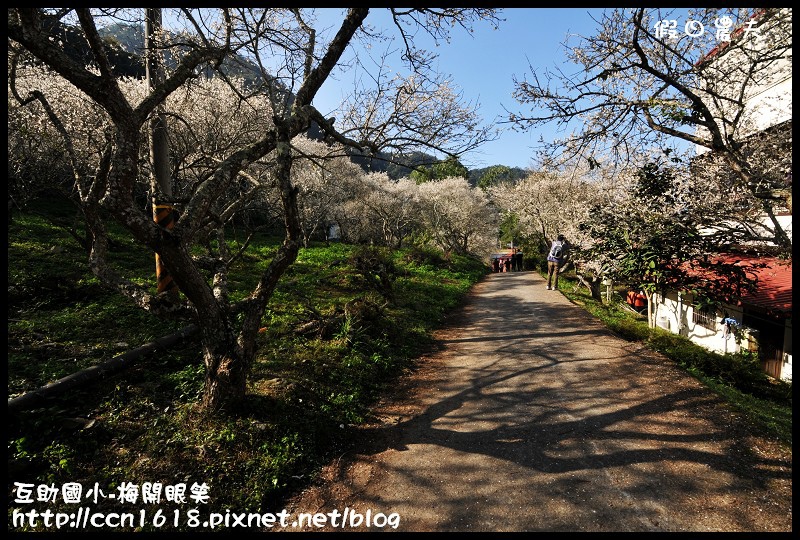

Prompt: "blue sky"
[311,8,608,170]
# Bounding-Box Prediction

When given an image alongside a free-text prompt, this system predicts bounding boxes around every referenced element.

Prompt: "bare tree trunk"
[202,337,249,412]
[646,290,656,328]
[575,271,603,301]
[199,123,303,411]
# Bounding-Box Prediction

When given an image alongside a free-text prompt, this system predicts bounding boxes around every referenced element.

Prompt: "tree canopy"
[509,7,792,256]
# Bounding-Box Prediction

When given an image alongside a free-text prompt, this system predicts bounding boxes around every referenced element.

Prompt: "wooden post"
[146,8,178,298]
[153,204,178,294]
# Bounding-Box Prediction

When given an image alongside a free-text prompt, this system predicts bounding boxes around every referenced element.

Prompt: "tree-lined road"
[278,270,792,532]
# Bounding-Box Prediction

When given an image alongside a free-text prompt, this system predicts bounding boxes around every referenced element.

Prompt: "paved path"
[278,271,792,532]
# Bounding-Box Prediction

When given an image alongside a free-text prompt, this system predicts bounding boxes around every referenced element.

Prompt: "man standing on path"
[546,234,568,290]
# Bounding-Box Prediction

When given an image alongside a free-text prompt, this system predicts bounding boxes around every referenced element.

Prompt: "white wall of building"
[781,320,792,382]
[695,8,792,154]
[653,290,792,382]
[653,291,748,355]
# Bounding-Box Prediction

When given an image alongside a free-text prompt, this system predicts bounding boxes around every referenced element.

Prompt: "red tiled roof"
[737,255,792,315]
[672,254,792,315]
[694,255,792,315]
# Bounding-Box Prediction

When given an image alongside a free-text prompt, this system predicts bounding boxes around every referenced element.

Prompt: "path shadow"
[296,272,792,531]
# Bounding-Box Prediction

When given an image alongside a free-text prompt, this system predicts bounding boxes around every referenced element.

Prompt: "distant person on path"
[546,234,568,290]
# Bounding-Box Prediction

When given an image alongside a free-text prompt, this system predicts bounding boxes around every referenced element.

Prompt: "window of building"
[692,306,717,329]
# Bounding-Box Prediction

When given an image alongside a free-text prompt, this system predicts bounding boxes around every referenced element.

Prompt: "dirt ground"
[273,271,792,532]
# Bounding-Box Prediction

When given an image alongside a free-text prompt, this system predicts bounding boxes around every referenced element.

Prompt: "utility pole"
[145,8,178,299]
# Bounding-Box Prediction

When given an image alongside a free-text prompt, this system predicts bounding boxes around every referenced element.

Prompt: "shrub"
[348,245,398,300]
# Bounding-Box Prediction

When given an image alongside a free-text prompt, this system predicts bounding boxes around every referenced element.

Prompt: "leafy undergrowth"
[8,209,487,531]
[553,271,792,446]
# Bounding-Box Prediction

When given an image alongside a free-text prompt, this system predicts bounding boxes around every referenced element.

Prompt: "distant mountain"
[98,22,265,88]
[98,22,143,58]
[347,149,448,180]
[468,166,528,187]
[33,18,145,78]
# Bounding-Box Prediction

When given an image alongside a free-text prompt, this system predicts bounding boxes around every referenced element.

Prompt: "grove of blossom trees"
[8,63,499,257]
[10,52,770,336]
[417,177,499,256]
[8,8,501,410]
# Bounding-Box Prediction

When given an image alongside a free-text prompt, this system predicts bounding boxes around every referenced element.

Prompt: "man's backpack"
[549,242,563,259]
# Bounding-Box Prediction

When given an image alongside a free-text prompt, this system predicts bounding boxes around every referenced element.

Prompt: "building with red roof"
[650,254,792,381]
